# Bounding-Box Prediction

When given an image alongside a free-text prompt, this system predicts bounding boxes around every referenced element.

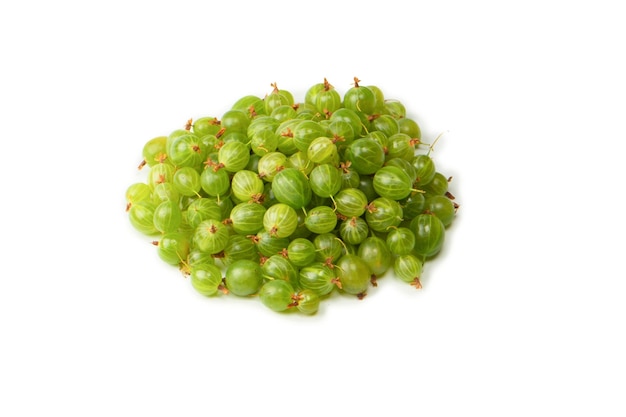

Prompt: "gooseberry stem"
[330,277,343,290]
[218,279,229,294]
[370,275,378,287]
[329,194,337,210]
[410,278,422,289]
[334,237,349,254]
[427,131,447,156]
[323,77,332,91]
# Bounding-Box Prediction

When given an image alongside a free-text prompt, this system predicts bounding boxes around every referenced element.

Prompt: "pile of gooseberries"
[126,78,459,315]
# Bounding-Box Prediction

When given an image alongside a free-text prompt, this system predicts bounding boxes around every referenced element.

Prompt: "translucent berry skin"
[287,151,314,176]
[193,219,229,255]
[289,208,312,240]
[221,109,250,134]
[394,254,423,286]
[402,192,426,221]
[287,238,317,267]
[341,169,360,190]
[271,105,297,123]
[412,155,436,187]
[425,195,456,227]
[262,255,299,287]
[186,249,215,268]
[383,99,405,119]
[357,236,392,277]
[358,174,379,203]
[398,117,421,140]
[214,196,234,221]
[126,183,151,209]
[386,133,414,161]
[148,163,175,189]
[385,157,417,184]
[310,164,342,198]
[345,138,385,175]
[304,206,338,235]
[129,201,158,235]
[248,115,280,140]
[315,85,342,114]
[232,95,265,115]
[254,231,290,258]
[276,119,301,156]
[328,119,355,146]
[192,116,222,137]
[263,203,298,238]
[304,80,326,106]
[410,214,446,258]
[230,203,266,236]
[339,216,369,245]
[335,254,371,296]
[370,115,399,138]
[141,136,168,168]
[222,235,260,266]
[218,141,250,173]
[271,168,312,210]
[313,233,343,265]
[293,120,328,153]
[231,170,264,203]
[299,264,337,296]
[295,289,320,315]
[186,198,222,229]
[172,166,202,197]
[168,133,206,169]
[190,263,223,296]
[343,84,376,115]
[308,136,338,165]
[422,172,449,197]
[334,188,368,218]
[157,232,191,266]
[386,227,416,256]
[200,167,230,197]
[225,259,263,297]
[153,200,182,234]
[372,165,413,201]
[259,280,295,312]
[257,152,287,182]
[365,197,403,232]
[264,89,293,115]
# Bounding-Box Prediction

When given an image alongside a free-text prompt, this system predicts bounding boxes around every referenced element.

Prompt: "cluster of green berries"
[125,77,458,315]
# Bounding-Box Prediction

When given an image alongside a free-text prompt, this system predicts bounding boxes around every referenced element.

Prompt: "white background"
[1,1,625,415]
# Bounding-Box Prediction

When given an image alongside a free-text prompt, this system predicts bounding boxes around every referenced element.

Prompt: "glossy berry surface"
[126,78,458,314]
